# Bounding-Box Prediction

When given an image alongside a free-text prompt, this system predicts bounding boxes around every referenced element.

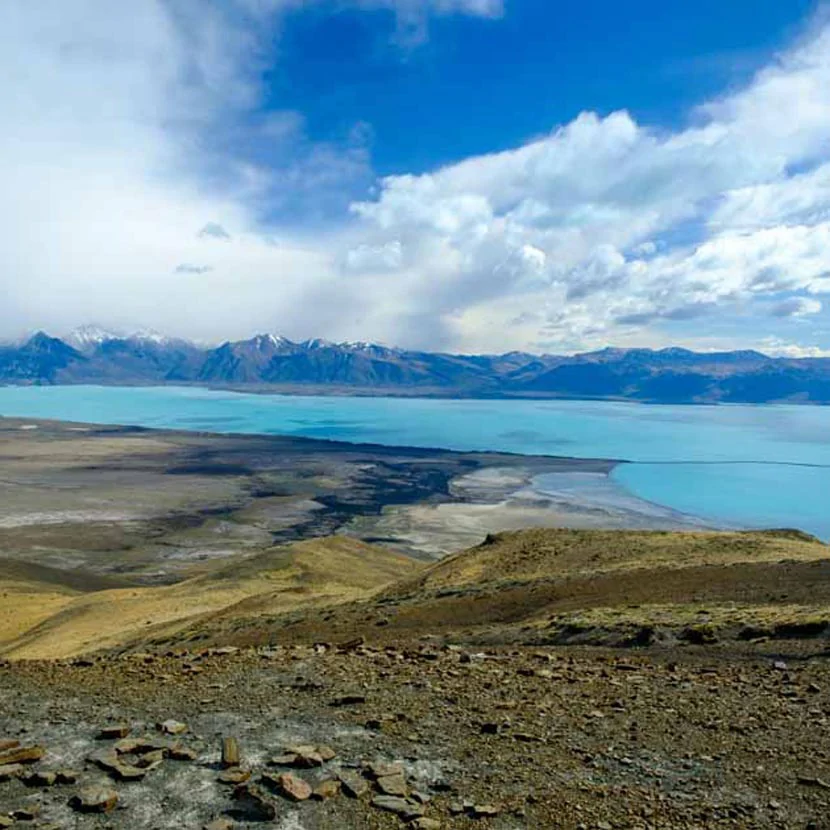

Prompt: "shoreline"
[1,416,650,580]
[4,378,830,406]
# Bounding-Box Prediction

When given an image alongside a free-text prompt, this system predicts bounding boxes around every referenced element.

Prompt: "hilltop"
[3,526,830,660]
[2,528,830,829]
[116,527,830,657]
[2,330,830,402]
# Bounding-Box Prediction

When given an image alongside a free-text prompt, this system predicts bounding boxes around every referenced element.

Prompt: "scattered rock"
[375,773,409,797]
[55,768,81,785]
[367,761,404,779]
[0,763,25,783]
[168,743,198,761]
[282,744,324,768]
[89,748,149,781]
[70,785,119,814]
[317,744,336,762]
[270,772,313,802]
[0,746,45,766]
[371,795,425,820]
[312,778,341,800]
[221,736,240,768]
[134,749,164,768]
[339,769,370,798]
[24,770,56,787]
[98,724,131,740]
[269,753,299,766]
[159,719,187,735]
[218,767,251,785]
[114,736,168,754]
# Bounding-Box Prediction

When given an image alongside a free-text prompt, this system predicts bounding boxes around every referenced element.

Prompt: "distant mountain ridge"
[1,329,829,403]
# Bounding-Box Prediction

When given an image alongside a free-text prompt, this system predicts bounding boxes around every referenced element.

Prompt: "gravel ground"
[1,642,829,829]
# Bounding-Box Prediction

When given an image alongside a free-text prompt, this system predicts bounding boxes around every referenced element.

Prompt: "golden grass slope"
[398,527,828,591]
[3,528,829,658]
[175,528,830,651]
[0,537,421,660]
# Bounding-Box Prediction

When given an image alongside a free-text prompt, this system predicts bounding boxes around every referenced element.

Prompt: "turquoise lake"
[1,385,829,539]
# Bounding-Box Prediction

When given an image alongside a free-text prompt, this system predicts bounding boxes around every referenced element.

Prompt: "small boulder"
[312,778,341,800]
[159,720,187,736]
[338,770,370,798]
[367,761,404,779]
[0,746,45,766]
[221,737,240,768]
[218,767,251,785]
[203,820,234,830]
[0,740,20,752]
[371,796,424,820]
[375,773,408,797]
[285,745,324,768]
[55,769,81,785]
[115,736,167,754]
[317,745,336,762]
[168,744,198,762]
[89,748,147,781]
[272,772,312,802]
[70,786,119,814]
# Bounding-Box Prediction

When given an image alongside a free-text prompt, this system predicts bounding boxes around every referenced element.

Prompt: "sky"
[2,0,830,356]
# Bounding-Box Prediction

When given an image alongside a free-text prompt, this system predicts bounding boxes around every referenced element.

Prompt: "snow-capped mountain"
[63,325,123,351]
[65,325,180,351]
[2,330,830,402]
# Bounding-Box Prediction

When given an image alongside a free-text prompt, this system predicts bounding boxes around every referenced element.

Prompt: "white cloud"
[1,1,828,356]
[0,0,495,344]
[757,338,830,358]
[770,297,823,318]
[339,13,830,352]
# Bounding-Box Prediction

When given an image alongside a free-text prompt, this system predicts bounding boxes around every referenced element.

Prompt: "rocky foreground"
[1,640,829,829]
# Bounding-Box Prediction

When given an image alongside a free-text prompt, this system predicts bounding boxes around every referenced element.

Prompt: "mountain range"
[1,328,829,403]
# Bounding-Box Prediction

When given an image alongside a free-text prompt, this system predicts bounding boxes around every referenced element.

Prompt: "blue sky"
[2,0,830,356]
[273,0,816,174]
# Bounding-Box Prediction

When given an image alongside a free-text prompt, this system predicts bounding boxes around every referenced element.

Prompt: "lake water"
[1,385,829,539]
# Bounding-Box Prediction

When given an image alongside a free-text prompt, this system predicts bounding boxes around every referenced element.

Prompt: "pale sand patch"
[344,466,706,560]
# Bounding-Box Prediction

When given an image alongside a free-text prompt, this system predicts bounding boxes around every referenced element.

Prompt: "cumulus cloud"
[770,297,823,318]
[1,0,829,355]
[336,13,830,352]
